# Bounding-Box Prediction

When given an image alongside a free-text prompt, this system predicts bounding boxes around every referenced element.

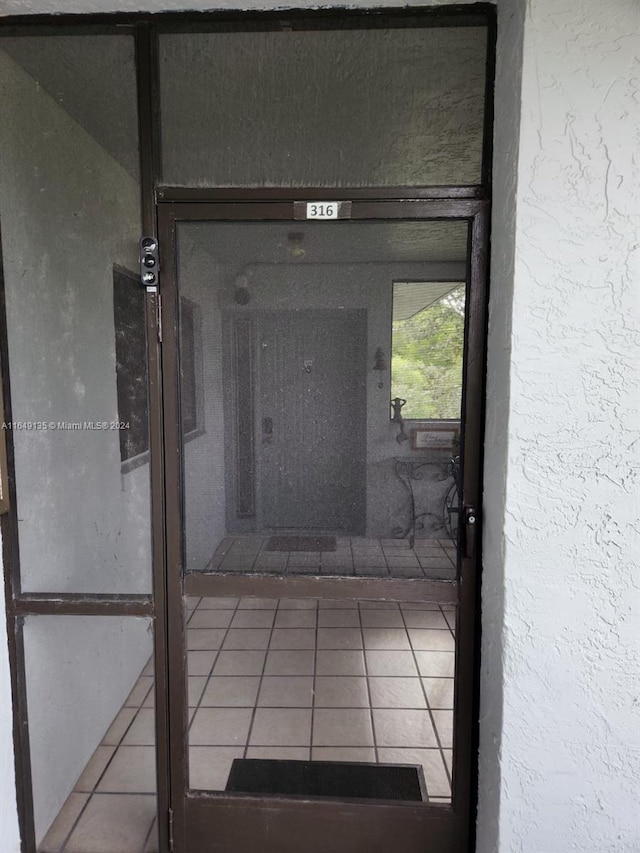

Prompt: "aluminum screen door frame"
[158,195,489,853]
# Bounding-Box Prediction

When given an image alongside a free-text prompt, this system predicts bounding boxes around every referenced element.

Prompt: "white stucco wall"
[0,1,638,852]
[479,1,640,852]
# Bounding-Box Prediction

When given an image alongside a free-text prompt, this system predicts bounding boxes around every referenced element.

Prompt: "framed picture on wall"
[411,426,458,452]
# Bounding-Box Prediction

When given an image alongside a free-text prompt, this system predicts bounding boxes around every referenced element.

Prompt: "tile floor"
[39,595,455,853]
[204,536,457,579]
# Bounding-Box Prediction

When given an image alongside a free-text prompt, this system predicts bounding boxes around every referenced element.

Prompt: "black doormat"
[265,535,336,552]
[225,758,426,802]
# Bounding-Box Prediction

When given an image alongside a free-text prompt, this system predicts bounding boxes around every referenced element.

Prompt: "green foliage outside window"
[391,285,465,420]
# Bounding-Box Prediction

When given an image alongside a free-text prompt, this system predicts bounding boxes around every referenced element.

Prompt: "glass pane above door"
[159,26,487,188]
[176,219,468,581]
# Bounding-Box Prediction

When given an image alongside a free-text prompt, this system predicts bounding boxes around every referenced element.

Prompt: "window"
[391,281,465,421]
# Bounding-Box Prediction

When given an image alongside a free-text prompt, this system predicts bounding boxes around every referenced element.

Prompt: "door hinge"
[139,236,159,291]
[156,293,163,343]
[168,807,174,852]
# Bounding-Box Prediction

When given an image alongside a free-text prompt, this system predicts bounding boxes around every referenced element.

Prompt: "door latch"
[463,505,479,559]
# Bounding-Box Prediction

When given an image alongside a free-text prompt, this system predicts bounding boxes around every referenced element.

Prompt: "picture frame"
[410,425,458,452]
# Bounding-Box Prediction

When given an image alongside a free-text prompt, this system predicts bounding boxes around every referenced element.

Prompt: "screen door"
[159,197,487,853]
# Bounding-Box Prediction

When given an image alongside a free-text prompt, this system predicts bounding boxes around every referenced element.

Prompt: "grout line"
[242,596,278,759]
[309,597,320,760]
[358,601,379,764]
[58,790,93,853]
[398,602,452,802]
[187,596,242,736]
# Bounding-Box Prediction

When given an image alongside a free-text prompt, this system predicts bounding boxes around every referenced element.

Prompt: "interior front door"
[258,310,366,533]
[159,198,488,853]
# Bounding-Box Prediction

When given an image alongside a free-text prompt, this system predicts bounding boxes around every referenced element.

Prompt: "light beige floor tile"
[263,649,315,676]
[418,556,451,570]
[313,709,373,747]
[187,676,207,707]
[246,746,310,760]
[197,597,239,609]
[201,676,260,707]
[317,628,363,649]
[188,650,217,677]
[74,746,116,792]
[124,676,154,708]
[402,610,449,630]
[142,691,155,710]
[187,630,226,651]
[319,553,354,567]
[189,746,244,791]
[432,710,453,748]
[238,597,279,609]
[288,552,321,567]
[362,628,411,650]
[368,677,427,709]
[377,747,450,797]
[312,747,376,762]
[400,602,440,611]
[278,599,317,610]
[190,707,253,746]
[122,709,156,746]
[102,707,137,747]
[314,676,369,708]
[414,651,455,678]
[258,676,314,707]
[353,557,387,568]
[211,650,266,675]
[249,708,312,746]
[186,596,201,610]
[142,658,155,677]
[143,821,159,853]
[189,609,234,629]
[316,650,366,676]
[422,678,455,709]
[221,629,271,650]
[380,539,411,548]
[359,602,401,610]
[274,609,317,628]
[365,650,418,677]
[444,611,456,631]
[359,610,404,628]
[409,629,455,652]
[65,794,155,853]
[269,628,316,650]
[39,792,89,853]
[318,599,358,609]
[373,710,438,748]
[442,749,452,775]
[387,565,423,578]
[230,610,276,629]
[317,609,360,628]
[97,746,156,793]
[412,544,446,557]
[385,555,421,567]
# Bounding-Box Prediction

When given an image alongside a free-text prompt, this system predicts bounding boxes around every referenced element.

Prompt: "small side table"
[392,455,451,547]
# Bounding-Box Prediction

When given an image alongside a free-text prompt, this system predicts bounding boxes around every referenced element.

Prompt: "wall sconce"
[373,348,386,388]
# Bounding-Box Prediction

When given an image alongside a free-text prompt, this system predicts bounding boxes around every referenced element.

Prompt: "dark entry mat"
[225,758,426,801]
[265,535,336,552]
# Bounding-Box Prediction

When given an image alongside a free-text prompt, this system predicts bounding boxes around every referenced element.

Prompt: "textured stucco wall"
[480,0,640,851]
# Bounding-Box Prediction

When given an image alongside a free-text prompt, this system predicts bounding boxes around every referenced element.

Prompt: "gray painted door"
[258,310,366,533]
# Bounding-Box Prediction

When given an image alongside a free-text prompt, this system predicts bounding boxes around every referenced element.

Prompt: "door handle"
[463,505,478,559]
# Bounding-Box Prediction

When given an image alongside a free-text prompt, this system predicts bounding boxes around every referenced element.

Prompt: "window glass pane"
[177,219,466,580]
[23,615,157,852]
[160,26,487,187]
[0,35,150,593]
[185,593,455,804]
[391,282,466,420]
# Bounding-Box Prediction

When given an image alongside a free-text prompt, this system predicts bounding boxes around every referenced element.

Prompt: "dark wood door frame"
[157,195,489,853]
[0,9,495,853]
